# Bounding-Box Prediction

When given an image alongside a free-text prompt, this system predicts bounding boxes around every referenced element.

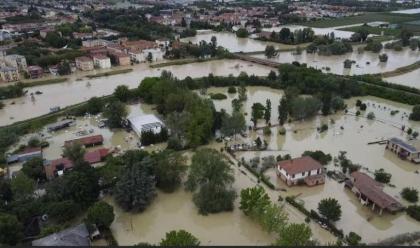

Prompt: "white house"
[92,54,111,69]
[128,114,165,137]
[128,48,164,63]
[277,156,325,186]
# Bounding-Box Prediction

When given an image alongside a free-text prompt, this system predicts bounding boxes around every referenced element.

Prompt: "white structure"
[128,114,165,137]
[128,48,164,63]
[4,54,27,72]
[92,54,111,69]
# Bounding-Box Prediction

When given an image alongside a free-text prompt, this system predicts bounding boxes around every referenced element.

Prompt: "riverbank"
[85,68,133,79]
[380,61,420,78]
[150,57,223,68]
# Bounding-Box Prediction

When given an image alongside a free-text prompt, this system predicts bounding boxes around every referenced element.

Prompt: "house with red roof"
[64,135,104,148]
[276,156,325,186]
[45,148,109,179]
[345,171,403,215]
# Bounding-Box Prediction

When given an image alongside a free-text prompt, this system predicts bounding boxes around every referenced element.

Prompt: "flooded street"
[181,32,301,53]
[252,46,420,76]
[385,68,420,89]
[209,87,420,243]
[0,60,272,126]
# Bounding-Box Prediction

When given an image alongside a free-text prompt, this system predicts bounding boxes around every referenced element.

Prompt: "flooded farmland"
[385,68,420,89]
[252,46,420,76]
[0,59,272,126]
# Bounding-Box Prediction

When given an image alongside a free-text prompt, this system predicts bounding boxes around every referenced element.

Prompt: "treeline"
[166,37,232,59]
[259,27,315,45]
[306,33,353,55]
[0,82,25,100]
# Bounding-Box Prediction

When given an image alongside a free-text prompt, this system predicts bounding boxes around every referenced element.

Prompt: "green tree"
[278,97,288,125]
[21,157,46,182]
[86,97,104,114]
[318,198,342,222]
[114,156,156,212]
[11,172,35,201]
[103,99,128,128]
[406,205,420,221]
[153,150,187,193]
[238,83,247,101]
[45,31,66,48]
[264,99,271,124]
[346,231,362,245]
[374,168,391,184]
[251,102,265,127]
[221,111,246,138]
[45,200,81,223]
[186,149,236,215]
[401,187,418,203]
[63,142,86,167]
[265,45,277,58]
[275,223,312,246]
[268,70,277,81]
[113,85,131,102]
[236,28,248,38]
[302,150,332,165]
[409,105,420,121]
[160,230,200,246]
[86,201,115,228]
[290,96,321,120]
[0,213,23,245]
[240,186,271,216]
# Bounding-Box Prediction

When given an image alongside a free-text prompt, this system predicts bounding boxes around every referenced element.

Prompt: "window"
[292,174,295,179]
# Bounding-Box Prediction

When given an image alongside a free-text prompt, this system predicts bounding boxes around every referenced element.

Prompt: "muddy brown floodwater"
[0,60,272,126]
[385,68,420,89]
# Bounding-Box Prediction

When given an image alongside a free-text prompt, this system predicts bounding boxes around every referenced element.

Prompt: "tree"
[146,52,153,63]
[379,53,388,62]
[406,205,420,221]
[302,151,332,165]
[186,149,236,215]
[409,105,420,121]
[278,97,288,125]
[318,198,342,222]
[221,111,246,138]
[11,172,35,201]
[113,85,131,102]
[236,28,248,38]
[103,99,127,128]
[0,213,23,245]
[346,232,362,245]
[240,186,271,216]
[160,230,200,246]
[264,99,271,124]
[268,70,277,81]
[401,187,418,203]
[275,223,312,246]
[45,200,81,223]
[265,45,277,58]
[238,83,247,101]
[400,29,413,46]
[153,150,187,193]
[367,112,375,120]
[86,97,104,114]
[251,102,265,127]
[21,157,46,182]
[45,31,66,48]
[86,201,115,228]
[63,143,86,167]
[0,179,12,205]
[114,156,156,212]
[290,96,321,120]
[57,61,71,75]
[374,168,391,184]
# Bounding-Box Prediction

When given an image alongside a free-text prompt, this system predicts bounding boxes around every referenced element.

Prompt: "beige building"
[4,54,27,72]
[108,51,130,66]
[0,66,20,82]
[92,54,111,69]
[75,56,94,71]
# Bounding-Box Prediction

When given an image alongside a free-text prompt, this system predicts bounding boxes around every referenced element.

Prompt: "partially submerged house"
[46,119,75,132]
[276,156,325,186]
[345,171,403,215]
[64,135,104,148]
[31,223,90,246]
[128,114,165,137]
[45,148,109,179]
[6,147,43,164]
[386,137,420,163]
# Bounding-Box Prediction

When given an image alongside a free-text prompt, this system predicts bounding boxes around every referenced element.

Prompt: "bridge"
[233,53,282,68]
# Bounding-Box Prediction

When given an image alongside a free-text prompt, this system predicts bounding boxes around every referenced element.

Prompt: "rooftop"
[32,224,90,246]
[64,134,104,147]
[278,156,323,175]
[389,137,420,153]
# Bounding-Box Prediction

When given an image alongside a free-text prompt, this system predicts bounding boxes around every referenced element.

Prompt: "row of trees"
[260,27,315,45]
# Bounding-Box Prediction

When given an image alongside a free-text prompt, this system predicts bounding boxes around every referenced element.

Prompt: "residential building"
[75,56,94,71]
[82,39,110,48]
[64,134,104,148]
[128,114,165,137]
[92,54,111,69]
[46,119,75,132]
[276,156,325,186]
[108,51,130,66]
[386,137,420,163]
[45,148,109,179]
[345,171,403,215]
[121,40,164,63]
[32,224,90,246]
[27,65,44,79]
[4,54,27,72]
[0,66,20,82]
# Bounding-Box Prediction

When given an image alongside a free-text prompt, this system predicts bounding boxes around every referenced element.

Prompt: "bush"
[302,150,332,165]
[367,112,375,120]
[374,168,392,184]
[318,198,342,222]
[228,86,237,94]
[278,127,286,135]
[401,188,419,203]
[140,128,168,146]
[379,53,388,62]
[210,93,227,100]
[86,201,115,228]
[406,205,420,221]
[409,105,420,121]
[263,126,272,135]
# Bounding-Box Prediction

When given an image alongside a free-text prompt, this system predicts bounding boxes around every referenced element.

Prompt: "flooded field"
[208,86,420,243]
[384,68,420,89]
[181,31,300,53]
[0,60,272,126]
[252,45,420,76]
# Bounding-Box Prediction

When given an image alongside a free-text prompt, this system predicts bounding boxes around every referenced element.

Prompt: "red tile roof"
[278,156,322,175]
[351,171,402,211]
[64,135,104,147]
